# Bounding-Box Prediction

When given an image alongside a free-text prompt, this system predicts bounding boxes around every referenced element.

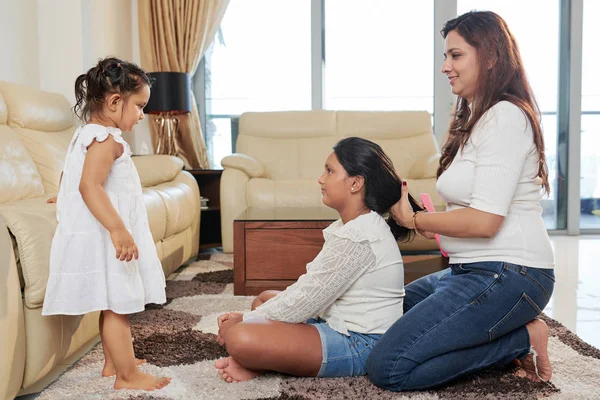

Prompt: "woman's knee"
[366,349,415,391]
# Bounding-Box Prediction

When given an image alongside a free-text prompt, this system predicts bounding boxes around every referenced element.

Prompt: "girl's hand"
[110,228,139,262]
[216,312,243,346]
[391,181,416,228]
[46,196,57,204]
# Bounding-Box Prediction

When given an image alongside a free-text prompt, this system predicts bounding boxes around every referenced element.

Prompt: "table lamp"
[144,72,192,155]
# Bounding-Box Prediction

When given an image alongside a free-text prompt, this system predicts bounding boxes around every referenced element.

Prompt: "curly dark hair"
[73,57,152,122]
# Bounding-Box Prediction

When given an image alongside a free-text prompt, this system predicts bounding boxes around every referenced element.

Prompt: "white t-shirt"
[436,101,554,269]
[243,211,405,335]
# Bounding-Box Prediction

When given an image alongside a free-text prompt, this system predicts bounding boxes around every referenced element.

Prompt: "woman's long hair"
[333,137,423,241]
[439,11,550,194]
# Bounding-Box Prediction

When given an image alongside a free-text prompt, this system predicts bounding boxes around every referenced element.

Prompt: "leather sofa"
[0,81,200,399]
[220,110,444,254]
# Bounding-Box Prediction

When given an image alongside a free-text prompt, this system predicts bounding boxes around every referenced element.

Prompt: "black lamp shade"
[145,72,191,114]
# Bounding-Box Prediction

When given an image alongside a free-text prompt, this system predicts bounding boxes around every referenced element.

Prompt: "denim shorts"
[306,318,382,377]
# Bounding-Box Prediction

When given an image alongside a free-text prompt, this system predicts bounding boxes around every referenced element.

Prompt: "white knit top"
[243,211,405,335]
[436,101,554,269]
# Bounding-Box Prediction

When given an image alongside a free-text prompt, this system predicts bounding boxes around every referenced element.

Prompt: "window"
[580,0,600,229]
[457,0,560,229]
[324,0,434,112]
[203,0,311,168]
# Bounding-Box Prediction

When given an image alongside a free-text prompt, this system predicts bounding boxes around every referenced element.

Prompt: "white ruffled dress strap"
[78,124,131,156]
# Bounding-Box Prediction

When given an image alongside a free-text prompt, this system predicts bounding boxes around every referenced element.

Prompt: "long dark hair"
[439,11,550,194]
[73,57,152,122]
[333,137,423,242]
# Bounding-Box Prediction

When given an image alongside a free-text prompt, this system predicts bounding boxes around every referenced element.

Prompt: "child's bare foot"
[102,358,146,377]
[214,357,261,383]
[114,370,171,391]
[517,319,552,382]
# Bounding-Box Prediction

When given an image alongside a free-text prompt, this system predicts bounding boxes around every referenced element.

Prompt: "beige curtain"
[138,0,230,169]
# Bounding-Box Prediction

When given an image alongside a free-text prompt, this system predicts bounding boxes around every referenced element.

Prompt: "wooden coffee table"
[233,207,448,295]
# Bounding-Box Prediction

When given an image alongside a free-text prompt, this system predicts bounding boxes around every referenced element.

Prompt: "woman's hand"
[417,229,436,239]
[391,181,417,228]
[216,312,243,346]
[46,196,57,204]
[109,228,139,262]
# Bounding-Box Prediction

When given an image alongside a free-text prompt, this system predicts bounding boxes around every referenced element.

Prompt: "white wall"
[0,0,40,88]
[0,0,152,153]
[37,0,85,103]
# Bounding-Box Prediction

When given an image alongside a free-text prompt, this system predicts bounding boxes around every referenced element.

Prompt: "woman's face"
[317,152,353,210]
[441,30,480,104]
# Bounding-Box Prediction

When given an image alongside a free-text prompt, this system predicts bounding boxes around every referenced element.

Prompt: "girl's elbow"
[79,181,95,197]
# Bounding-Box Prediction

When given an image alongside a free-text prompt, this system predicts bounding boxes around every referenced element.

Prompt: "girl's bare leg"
[101,310,171,390]
[251,290,281,310]
[214,318,322,383]
[100,311,146,377]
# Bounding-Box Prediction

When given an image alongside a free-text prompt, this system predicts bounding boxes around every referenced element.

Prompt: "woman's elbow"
[478,218,504,238]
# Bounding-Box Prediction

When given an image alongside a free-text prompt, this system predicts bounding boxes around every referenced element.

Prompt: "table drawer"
[245,229,324,280]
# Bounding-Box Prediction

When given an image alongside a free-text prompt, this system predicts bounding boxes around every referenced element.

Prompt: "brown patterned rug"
[38,253,600,399]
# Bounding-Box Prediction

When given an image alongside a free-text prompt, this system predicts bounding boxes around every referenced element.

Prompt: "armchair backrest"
[237,110,438,181]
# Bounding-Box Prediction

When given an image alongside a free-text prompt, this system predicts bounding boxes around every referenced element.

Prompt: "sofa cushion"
[247,179,324,208]
[336,111,437,179]
[0,197,58,308]
[0,81,74,132]
[132,154,184,187]
[153,178,198,237]
[0,93,45,202]
[0,81,75,194]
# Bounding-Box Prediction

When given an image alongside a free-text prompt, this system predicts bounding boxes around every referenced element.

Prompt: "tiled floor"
[14,235,600,399]
[544,235,600,349]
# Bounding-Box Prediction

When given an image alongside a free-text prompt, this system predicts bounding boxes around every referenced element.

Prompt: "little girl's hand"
[110,228,139,262]
[46,196,57,204]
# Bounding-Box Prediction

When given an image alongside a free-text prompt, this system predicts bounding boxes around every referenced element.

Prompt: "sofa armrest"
[132,155,184,187]
[409,154,440,179]
[0,216,26,400]
[221,153,265,178]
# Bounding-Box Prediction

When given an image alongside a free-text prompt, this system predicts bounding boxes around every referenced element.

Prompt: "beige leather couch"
[220,110,444,254]
[0,81,200,399]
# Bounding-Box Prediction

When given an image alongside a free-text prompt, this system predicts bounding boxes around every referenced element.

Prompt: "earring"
[351,188,355,191]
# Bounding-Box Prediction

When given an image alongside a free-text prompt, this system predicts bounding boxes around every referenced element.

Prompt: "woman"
[213,137,422,382]
[366,11,555,391]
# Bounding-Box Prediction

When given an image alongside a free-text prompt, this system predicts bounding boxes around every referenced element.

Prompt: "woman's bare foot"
[214,357,261,383]
[102,358,146,377]
[517,319,552,382]
[114,370,171,391]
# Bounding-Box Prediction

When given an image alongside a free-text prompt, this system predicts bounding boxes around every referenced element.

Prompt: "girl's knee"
[224,325,259,359]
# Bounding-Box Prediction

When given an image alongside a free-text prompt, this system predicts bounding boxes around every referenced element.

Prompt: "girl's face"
[441,30,480,104]
[114,84,150,132]
[318,152,355,210]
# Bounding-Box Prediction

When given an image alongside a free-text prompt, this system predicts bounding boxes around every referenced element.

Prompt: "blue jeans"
[366,261,555,391]
[307,318,382,377]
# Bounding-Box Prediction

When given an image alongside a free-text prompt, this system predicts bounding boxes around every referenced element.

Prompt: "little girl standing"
[42,57,170,391]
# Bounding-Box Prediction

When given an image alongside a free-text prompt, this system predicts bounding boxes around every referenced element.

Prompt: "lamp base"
[153,113,179,156]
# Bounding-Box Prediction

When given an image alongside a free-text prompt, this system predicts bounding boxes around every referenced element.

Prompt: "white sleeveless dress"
[42,124,167,315]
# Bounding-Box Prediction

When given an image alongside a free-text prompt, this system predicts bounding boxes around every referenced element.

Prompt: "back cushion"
[237,111,338,180]
[336,111,437,179]
[0,91,45,202]
[0,81,75,193]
